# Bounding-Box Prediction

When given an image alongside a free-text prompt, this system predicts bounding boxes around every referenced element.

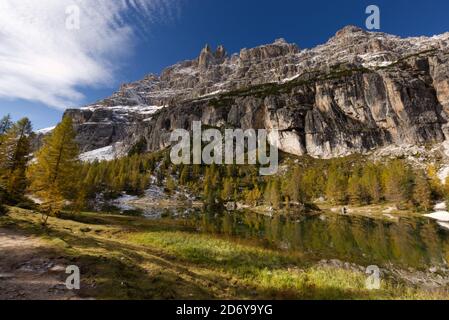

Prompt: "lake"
[120,206,449,270]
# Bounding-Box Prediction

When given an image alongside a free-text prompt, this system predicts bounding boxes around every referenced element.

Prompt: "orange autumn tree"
[28,116,80,223]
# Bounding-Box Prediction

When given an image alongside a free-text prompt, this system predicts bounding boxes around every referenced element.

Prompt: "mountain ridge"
[63,25,449,161]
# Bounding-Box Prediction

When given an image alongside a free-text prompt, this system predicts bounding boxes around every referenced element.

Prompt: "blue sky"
[1,0,449,130]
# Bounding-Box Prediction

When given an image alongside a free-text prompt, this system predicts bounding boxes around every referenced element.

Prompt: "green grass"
[130,230,374,299]
[1,207,447,300]
[130,231,296,267]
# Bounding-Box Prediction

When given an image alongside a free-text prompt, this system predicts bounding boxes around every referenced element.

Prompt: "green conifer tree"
[180,166,190,185]
[347,174,362,205]
[221,177,234,201]
[361,163,382,204]
[0,118,33,198]
[0,114,13,136]
[325,165,348,204]
[383,160,414,205]
[413,171,432,211]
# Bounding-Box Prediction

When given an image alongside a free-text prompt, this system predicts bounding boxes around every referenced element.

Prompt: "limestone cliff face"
[64,26,449,159]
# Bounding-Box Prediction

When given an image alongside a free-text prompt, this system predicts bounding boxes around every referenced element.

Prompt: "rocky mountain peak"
[274,38,288,44]
[335,25,367,38]
[215,45,227,59]
[198,44,213,68]
[239,39,300,62]
[198,44,227,69]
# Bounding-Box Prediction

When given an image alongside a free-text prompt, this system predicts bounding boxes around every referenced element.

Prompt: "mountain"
[64,26,449,160]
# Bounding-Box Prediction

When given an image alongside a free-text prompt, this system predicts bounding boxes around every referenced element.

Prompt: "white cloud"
[0,0,177,109]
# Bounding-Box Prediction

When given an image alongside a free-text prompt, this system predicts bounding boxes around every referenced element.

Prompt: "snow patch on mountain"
[359,52,395,69]
[81,105,165,116]
[362,60,395,69]
[175,67,198,76]
[280,74,300,83]
[198,90,225,98]
[109,105,166,115]
[79,145,117,162]
[36,126,56,135]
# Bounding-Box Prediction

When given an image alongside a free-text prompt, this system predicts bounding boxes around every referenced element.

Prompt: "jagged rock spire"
[198,44,227,68]
[215,45,226,60]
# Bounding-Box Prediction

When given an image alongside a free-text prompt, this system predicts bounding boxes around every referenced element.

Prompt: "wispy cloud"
[0,0,178,109]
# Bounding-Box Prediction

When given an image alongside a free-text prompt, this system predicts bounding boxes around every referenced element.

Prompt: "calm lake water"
[120,206,449,269]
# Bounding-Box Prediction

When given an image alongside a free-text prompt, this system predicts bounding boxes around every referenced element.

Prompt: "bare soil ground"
[0,228,78,300]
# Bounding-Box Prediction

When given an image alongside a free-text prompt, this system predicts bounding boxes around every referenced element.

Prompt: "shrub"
[15,198,37,210]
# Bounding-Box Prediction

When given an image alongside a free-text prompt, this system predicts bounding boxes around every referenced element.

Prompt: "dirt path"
[0,228,79,300]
